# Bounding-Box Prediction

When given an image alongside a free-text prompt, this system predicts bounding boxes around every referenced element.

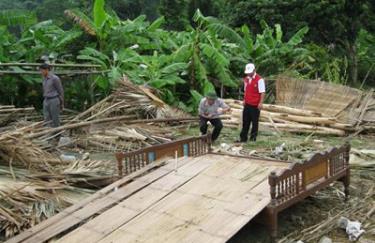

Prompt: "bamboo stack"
[0,105,37,126]
[75,125,174,152]
[224,99,355,136]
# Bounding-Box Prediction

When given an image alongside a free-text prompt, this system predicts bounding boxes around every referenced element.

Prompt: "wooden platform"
[7,135,350,243]
[54,154,287,243]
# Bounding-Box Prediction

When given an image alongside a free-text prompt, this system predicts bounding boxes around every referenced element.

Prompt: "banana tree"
[172,10,237,102]
[211,19,312,77]
[16,20,82,62]
[64,0,118,50]
[77,46,188,95]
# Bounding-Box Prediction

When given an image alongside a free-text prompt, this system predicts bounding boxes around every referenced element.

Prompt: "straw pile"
[0,125,115,237]
[72,76,189,122]
[0,170,92,238]
[224,99,354,136]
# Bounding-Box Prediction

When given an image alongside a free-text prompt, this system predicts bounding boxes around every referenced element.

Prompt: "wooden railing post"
[206,133,212,153]
[115,153,124,177]
[269,171,277,206]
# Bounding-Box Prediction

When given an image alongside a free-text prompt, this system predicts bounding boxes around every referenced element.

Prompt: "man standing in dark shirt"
[40,63,64,127]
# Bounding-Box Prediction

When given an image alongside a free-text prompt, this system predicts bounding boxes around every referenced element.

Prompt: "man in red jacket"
[239,63,265,142]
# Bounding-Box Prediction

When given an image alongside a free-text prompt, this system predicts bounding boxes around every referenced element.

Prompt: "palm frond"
[208,23,246,50]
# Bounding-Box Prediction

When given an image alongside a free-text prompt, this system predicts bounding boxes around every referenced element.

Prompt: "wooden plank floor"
[56,154,288,243]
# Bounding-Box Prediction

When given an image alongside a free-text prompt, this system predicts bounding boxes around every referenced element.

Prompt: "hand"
[258,103,263,110]
[220,108,231,114]
[60,104,64,111]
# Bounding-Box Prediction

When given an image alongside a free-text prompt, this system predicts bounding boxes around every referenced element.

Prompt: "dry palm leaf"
[64,10,96,36]
[72,76,190,121]
[0,176,92,238]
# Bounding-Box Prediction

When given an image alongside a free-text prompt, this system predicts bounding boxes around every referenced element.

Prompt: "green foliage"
[306,44,348,84]
[93,0,107,29]
[0,9,37,27]
[159,0,188,30]
[0,0,373,112]
[222,0,375,84]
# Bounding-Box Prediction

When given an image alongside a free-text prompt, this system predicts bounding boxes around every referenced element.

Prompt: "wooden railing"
[269,143,350,206]
[115,134,211,177]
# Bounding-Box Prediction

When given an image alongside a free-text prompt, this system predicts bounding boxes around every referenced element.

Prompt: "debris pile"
[224,99,352,136]
[0,169,92,238]
[0,76,192,238]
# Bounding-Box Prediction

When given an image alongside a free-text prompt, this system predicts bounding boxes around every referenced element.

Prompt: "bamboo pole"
[0,105,16,109]
[0,63,101,68]
[27,116,199,139]
[70,96,112,122]
[278,114,336,125]
[0,70,107,75]
[27,115,138,139]
[225,99,323,117]
[259,122,346,136]
[0,107,35,113]
[262,104,322,117]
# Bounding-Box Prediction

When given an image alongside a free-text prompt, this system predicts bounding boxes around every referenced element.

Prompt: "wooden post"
[115,153,124,177]
[269,171,277,206]
[263,207,278,243]
[269,210,278,243]
[207,133,212,153]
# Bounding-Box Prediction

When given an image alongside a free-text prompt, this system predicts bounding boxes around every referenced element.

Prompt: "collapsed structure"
[0,75,373,241]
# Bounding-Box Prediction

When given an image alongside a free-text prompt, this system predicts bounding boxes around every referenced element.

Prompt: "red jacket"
[243,74,263,106]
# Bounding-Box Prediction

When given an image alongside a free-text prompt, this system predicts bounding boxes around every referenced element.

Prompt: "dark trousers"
[240,104,260,142]
[199,116,223,142]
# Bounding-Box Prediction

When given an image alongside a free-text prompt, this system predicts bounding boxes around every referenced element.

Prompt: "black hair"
[39,63,51,70]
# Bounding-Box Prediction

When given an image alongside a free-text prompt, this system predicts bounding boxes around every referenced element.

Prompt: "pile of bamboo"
[0,105,37,127]
[75,124,174,152]
[224,99,355,136]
